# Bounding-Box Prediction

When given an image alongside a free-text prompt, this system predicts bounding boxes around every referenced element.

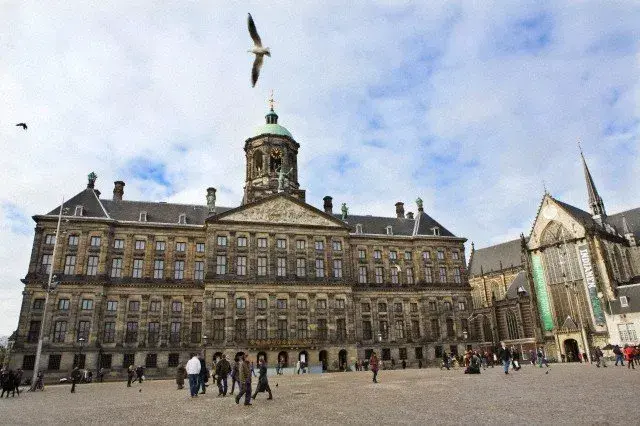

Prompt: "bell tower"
[243,93,305,204]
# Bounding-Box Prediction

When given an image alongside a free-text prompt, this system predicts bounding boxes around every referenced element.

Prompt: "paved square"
[2,364,637,425]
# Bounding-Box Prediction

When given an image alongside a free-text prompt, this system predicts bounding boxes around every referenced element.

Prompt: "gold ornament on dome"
[270,148,282,158]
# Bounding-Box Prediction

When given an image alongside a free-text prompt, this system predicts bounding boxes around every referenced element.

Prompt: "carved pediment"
[215,196,344,228]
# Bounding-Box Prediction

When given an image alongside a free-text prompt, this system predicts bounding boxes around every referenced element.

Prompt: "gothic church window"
[506,310,520,340]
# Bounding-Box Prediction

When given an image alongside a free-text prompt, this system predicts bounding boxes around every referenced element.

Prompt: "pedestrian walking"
[251,359,273,401]
[216,354,231,396]
[613,345,624,366]
[198,356,208,394]
[512,348,521,371]
[594,347,607,368]
[127,365,134,387]
[186,354,202,398]
[235,353,252,406]
[623,345,635,370]
[98,367,105,383]
[537,348,549,368]
[499,342,511,375]
[176,363,187,390]
[70,366,81,393]
[251,361,257,377]
[369,351,379,383]
[441,351,450,370]
[135,366,144,383]
[230,356,241,395]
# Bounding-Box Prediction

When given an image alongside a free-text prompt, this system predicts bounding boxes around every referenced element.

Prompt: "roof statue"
[206,187,217,213]
[416,197,423,211]
[277,166,293,192]
[87,172,97,189]
[341,203,348,221]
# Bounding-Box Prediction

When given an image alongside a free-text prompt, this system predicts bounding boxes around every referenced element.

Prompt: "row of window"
[214,255,343,278]
[216,236,342,251]
[357,248,459,261]
[366,317,468,340]
[45,234,206,253]
[22,352,184,371]
[361,300,466,313]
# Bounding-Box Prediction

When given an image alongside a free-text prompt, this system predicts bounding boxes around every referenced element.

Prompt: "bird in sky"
[247,13,270,87]
[16,123,27,130]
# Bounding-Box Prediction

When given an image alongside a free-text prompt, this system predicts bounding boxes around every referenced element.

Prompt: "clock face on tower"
[270,148,282,159]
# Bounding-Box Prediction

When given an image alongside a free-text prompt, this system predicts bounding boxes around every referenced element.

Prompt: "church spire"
[579,142,606,218]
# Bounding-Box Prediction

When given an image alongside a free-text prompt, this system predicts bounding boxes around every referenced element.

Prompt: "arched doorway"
[234,351,245,362]
[563,339,579,362]
[212,351,223,363]
[257,351,267,363]
[319,350,328,371]
[338,349,348,371]
[277,351,288,368]
[298,350,309,373]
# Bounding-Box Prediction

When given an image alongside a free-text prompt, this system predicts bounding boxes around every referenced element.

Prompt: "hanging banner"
[577,244,606,325]
[531,254,554,331]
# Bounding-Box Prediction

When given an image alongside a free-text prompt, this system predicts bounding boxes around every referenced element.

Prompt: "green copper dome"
[252,108,293,138]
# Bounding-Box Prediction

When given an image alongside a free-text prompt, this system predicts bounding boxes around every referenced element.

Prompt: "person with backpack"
[613,345,624,366]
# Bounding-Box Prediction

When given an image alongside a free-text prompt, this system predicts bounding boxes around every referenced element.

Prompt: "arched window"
[626,249,635,277]
[482,316,492,343]
[506,310,520,340]
[254,151,264,176]
[613,246,626,281]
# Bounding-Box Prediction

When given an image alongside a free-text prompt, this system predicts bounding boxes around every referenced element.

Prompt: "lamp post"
[5,337,15,370]
[30,197,66,391]
[77,337,86,368]
[203,334,208,364]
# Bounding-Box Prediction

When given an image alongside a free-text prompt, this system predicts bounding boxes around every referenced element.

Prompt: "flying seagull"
[247,13,270,87]
[16,123,27,130]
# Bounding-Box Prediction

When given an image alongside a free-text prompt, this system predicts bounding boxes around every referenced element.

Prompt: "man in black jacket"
[216,354,231,396]
[70,366,82,393]
[498,342,511,375]
[198,356,208,394]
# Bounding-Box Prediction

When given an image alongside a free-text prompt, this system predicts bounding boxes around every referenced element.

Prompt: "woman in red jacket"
[623,345,635,370]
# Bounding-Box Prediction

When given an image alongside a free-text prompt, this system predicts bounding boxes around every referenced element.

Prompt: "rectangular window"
[332,240,342,251]
[110,258,123,277]
[276,299,287,309]
[316,299,326,310]
[333,259,343,278]
[317,319,327,339]
[33,298,45,310]
[27,320,41,343]
[237,237,247,247]
[315,259,325,278]
[277,238,287,249]
[277,257,286,277]
[452,251,460,260]
[296,240,306,250]
[77,320,90,341]
[618,323,637,342]
[216,255,227,275]
[123,353,135,369]
[256,319,267,339]
[217,236,227,246]
[236,298,246,310]
[132,259,144,278]
[315,241,324,251]
[135,240,145,250]
[297,299,308,310]
[58,299,70,311]
[296,258,306,277]
[461,318,468,333]
[362,321,372,340]
[153,260,164,279]
[390,267,399,284]
[358,266,367,283]
[45,234,56,245]
[214,298,225,309]
[48,354,62,370]
[439,267,447,283]
[68,235,79,246]
[106,300,118,311]
[298,319,308,338]
[358,249,366,259]
[213,319,225,341]
[257,237,268,248]
[168,353,179,368]
[399,347,407,360]
[336,299,345,309]
[128,300,140,312]
[390,251,397,260]
[81,299,93,310]
[191,321,202,343]
[155,241,166,251]
[429,300,437,311]
[90,236,101,247]
[149,300,161,312]
[87,256,98,276]
[443,301,451,311]
[192,302,202,314]
[256,257,267,276]
[257,298,268,310]
[361,303,371,312]
[64,255,76,275]
[406,268,414,284]
[422,251,431,261]
[437,250,445,260]
[379,320,388,340]
[41,254,52,274]
[412,320,420,338]
[175,242,186,252]
[375,266,384,284]
[194,261,205,280]
[174,260,185,280]
[170,322,181,343]
[53,321,67,342]
[446,318,455,337]
[404,251,412,260]
[277,319,288,339]
[410,302,418,313]
[22,355,36,370]
[395,302,403,313]
[425,267,433,283]
[113,239,124,249]
[458,301,466,311]
[415,347,424,359]
[103,322,115,343]
[236,256,247,276]
[172,301,183,312]
[431,319,440,339]
[145,353,158,368]
[453,268,461,284]
[378,302,387,312]
[196,242,205,253]
[374,250,382,259]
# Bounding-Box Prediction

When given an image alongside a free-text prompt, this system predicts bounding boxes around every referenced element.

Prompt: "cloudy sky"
[0,1,638,335]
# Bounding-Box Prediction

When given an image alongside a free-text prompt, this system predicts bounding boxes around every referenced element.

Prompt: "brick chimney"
[113,181,125,201]
[395,202,405,218]
[406,212,414,219]
[323,196,333,214]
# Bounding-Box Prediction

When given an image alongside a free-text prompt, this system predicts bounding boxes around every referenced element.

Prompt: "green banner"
[531,254,554,331]
[577,244,606,325]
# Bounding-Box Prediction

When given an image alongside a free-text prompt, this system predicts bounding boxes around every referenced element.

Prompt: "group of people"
[0,368,23,397]
[611,344,639,369]
[179,352,272,406]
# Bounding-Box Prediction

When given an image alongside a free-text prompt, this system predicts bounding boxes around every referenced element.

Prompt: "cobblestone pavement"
[1,363,637,425]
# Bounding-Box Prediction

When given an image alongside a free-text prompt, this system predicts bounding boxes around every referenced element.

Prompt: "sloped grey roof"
[100,199,232,224]
[46,189,109,219]
[470,238,523,276]
[554,199,595,225]
[610,284,640,314]
[505,271,530,299]
[607,207,640,240]
[338,211,456,237]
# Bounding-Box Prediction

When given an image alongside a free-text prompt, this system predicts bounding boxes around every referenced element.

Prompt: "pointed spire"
[580,143,606,218]
[622,215,631,234]
[265,90,278,124]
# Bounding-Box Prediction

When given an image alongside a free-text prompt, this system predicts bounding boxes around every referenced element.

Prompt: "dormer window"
[432,227,440,236]
[178,213,187,224]
[355,224,363,234]
[386,226,393,235]
[620,296,629,308]
[74,205,83,216]
[139,211,147,222]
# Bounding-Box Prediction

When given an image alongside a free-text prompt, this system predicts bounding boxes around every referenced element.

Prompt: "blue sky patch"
[2,202,32,235]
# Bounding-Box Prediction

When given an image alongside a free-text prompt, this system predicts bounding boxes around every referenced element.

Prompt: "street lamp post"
[30,197,66,391]
[203,335,208,364]
[77,337,86,367]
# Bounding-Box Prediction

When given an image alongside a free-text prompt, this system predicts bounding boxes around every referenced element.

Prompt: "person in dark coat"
[369,352,379,383]
[198,356,208,394]
[216,354,231,396]
[135,366,144,383]
[230,357,241,395]
[98,368,105,383]
[511,348,521,371]
[251,359,273,400]
[498,342,511,375]
[1,369,16,397]
[127,365,134,387]
[70,366,81,393]
[175,363,187,390]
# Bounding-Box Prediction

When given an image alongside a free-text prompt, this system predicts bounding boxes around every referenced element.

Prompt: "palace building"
[11,104,472,379]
